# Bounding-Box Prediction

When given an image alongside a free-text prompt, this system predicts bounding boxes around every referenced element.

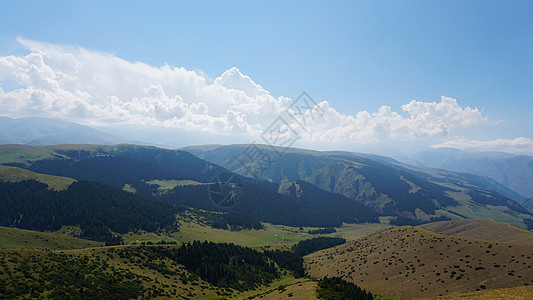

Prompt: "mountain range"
[185,144,532,227]
[411,147,533,199]
[0,116,124,146]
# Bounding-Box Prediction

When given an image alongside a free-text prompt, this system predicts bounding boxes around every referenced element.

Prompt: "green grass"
[0,165,76,191]
[146,179,205,190]
[0,226,102,250]
[123,221,314,250]
[0,144,58,165]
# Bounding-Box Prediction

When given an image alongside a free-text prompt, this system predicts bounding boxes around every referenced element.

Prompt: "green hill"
[0,165,75,191]
[0,227,102,250]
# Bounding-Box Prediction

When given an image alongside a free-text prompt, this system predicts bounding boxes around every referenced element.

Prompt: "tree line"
[0,180,180,243]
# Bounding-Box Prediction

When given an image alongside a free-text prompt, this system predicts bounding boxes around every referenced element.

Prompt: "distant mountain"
[523,197,533,214]
[0,116,123,145]
[185,144,533,228]
[412,148,533,199]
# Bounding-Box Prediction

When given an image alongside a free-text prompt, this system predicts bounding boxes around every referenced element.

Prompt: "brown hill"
[420,218,533,245]
[305,226,533,299]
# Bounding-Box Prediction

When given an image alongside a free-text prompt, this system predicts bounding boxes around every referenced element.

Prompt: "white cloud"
[295,96,487,143]
[432,137,533,154]
[0,38,491,147]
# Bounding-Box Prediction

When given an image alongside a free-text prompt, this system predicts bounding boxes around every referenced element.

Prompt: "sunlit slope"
[0,227,101,250]
[420,218,533,245]
[305,226,533,299]
[0,165,76,190]
[188,144,533,228]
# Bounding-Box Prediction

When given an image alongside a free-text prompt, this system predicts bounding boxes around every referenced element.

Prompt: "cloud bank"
[0,38,495,150]
[432,137,533,154]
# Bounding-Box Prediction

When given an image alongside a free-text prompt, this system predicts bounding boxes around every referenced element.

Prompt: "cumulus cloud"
[295,96,487,143]
[432,137,533,153]
[0,38,489,146]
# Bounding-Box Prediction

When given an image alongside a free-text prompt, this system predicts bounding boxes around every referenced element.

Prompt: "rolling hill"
[0,226,102,250]
[186,144,533,228]
[305,226,533,299]
[419,218,533,245]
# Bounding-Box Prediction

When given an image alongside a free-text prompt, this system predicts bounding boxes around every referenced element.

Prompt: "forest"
[317,276,374,300]
[0,180,180,243]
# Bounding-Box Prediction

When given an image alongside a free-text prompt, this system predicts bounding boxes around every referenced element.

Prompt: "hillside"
[0,144,384,229]
[0,227,102,250]
[412,148,533,199]
[0,165,75,190]
[523,197,533,214]
[420,218,533,245]
[0,237,339,299]
[0,179,181,244]
[186,144,533,228]
[305,226,533,299]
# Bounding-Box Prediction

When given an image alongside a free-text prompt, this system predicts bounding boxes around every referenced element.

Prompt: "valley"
[1,143,532,299]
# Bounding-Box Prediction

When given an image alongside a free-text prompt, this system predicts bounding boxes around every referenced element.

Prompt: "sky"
[0,0,532,155]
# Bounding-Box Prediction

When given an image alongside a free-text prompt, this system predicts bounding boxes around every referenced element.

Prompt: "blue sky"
[0,1,532,154]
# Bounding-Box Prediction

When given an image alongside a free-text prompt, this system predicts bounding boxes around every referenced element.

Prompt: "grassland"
[122,219,389,252]
[146,179,206,191]
[423,285,533,299]
[420,218,533,245]
[248,279,318,299]
[0,144,56,165]
[0,165,76,191]
[305,226,533,299]
[0,227,102,250]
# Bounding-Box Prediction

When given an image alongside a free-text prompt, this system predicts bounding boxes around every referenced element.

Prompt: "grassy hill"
[0,165,76,191]
[305,226,533,299]
[0,246,225,299]
[0,241,317,299]
[420,218,533,245]
[423,285,533,300]
[0,227,102,250]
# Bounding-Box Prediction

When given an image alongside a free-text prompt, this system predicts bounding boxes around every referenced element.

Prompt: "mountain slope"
[186,144,533,228]
[305,226,533,299]
[0,226,102,250]
[522,197,533,214]
[0,144,381,228]
[419,219,533,245]
[0,179,180,243]
[412,148,533,199]
[1,144,229,186]
[0,116,123,145]
[0,164,76,191]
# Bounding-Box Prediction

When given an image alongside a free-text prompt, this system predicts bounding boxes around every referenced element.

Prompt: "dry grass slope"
[305,226,533,299]
[420,218,533,245]
[423,285,533,299]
